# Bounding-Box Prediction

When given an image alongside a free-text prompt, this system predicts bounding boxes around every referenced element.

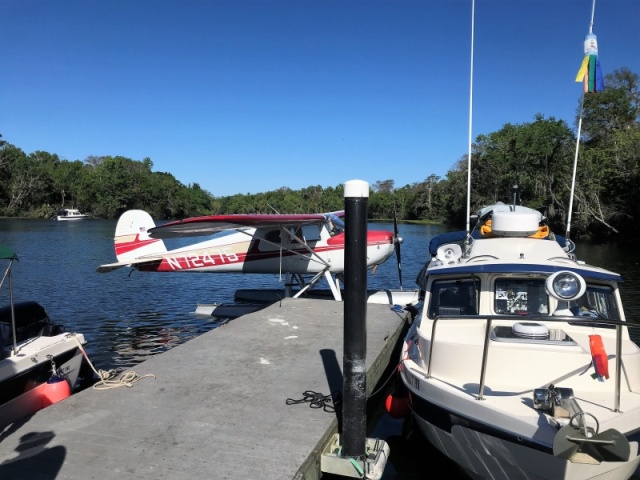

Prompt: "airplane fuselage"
[135,228,395,274]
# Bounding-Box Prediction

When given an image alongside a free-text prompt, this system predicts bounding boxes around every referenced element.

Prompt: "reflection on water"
[94,311,229,369]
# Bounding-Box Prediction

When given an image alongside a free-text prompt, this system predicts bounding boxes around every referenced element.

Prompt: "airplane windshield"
[326,214,345,236]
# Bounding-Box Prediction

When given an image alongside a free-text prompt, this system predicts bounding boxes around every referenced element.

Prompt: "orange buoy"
[385,387,410,418]
[41,375,72,408]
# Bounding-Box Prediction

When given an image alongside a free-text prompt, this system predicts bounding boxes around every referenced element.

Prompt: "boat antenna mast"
[566,0,598,247]
[464,0,476,255]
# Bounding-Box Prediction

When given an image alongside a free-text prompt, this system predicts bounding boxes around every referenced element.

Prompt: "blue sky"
[2,1,639,198]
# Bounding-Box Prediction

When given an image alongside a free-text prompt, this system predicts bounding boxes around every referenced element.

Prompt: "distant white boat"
[55,209,89,221]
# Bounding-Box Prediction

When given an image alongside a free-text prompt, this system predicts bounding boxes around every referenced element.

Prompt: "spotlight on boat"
[545,271,586,316]
[436,244,462,265]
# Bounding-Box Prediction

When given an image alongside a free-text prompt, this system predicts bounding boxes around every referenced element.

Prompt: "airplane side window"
[327,214,345,236]
[302,225,321,242]
[290,227,303,244]
[264,230,281,243]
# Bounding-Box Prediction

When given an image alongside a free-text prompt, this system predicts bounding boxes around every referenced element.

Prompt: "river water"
[2,218,640,479]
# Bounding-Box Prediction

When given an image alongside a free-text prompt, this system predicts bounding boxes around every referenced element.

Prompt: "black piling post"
[342,179,369,459]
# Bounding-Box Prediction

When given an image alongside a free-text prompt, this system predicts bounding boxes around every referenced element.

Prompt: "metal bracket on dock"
[320,433,390,480]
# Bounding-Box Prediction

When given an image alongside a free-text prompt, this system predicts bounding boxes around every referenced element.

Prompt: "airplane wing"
[148,212,344,239]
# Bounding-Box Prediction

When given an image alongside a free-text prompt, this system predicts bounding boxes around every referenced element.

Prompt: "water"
[2,219,639,479]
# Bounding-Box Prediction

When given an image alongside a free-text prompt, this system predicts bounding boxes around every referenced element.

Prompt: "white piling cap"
[344,180,369,198]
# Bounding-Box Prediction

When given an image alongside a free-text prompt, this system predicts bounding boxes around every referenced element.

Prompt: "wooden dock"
[0,298,409,480]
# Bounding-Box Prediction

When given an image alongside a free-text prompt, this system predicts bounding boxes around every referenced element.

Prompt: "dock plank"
[0,298,408,480]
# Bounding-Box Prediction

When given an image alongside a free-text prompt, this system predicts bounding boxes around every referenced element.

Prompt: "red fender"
[589,334,609,380]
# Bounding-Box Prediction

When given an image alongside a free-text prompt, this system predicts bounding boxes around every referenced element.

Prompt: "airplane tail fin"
[113,210,167,262]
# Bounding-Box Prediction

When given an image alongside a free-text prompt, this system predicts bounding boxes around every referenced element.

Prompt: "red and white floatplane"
[98,209,419,315]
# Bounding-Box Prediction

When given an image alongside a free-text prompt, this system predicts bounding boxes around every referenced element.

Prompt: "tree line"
[1,67,638,241]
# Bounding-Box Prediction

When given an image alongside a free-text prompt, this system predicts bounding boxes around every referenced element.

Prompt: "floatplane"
[97,209,419,316]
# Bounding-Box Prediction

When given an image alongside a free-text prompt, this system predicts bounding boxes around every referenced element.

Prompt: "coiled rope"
[286,390,342,413]
[71,334,156,390]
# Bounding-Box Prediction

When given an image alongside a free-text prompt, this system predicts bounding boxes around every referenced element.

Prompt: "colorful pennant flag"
[576,32,604,93]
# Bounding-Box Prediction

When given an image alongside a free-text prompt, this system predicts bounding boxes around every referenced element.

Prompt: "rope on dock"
[71,334,156,390]
[285,390,342,413]
[92,369,156,390]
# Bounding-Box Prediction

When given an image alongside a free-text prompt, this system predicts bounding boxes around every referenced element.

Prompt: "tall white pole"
[465,0,475,242]
[566,95,584,243]
[567,0,596,245]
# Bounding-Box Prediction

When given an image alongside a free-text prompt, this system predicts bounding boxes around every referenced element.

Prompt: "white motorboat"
[0,245,88,428]
[396,2,640,477]
[398,201,640,479]
[54,208,89,221]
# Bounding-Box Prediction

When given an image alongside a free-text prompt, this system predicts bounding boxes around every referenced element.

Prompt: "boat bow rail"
[405,314,636,407]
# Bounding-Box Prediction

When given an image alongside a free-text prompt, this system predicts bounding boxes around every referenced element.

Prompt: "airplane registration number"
[164,248,239,270]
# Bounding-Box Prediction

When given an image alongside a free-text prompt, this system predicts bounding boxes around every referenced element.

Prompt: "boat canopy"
[0,245,18,261]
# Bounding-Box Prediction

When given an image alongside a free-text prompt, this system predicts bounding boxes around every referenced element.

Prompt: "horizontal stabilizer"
[96,256,163,273]
[96,262,128,273]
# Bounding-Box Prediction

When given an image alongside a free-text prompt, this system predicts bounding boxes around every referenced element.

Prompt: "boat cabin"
[420,204,622,327]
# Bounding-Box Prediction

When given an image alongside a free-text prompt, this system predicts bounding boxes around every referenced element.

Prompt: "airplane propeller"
[393,204,403,290]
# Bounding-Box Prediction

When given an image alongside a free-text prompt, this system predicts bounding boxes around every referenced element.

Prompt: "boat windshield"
[494,278,620,320]
[569,284,620,321]
[428,279,478,317]
[495,279,549,315]
[428,277,621,321]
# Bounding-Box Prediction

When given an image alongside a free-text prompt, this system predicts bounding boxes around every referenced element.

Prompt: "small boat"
[398,201,640,479]
[0,245,88,428]
[54,208,89,221]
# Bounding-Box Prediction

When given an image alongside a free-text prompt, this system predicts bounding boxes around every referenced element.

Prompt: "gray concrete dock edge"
[0,298,408,480]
